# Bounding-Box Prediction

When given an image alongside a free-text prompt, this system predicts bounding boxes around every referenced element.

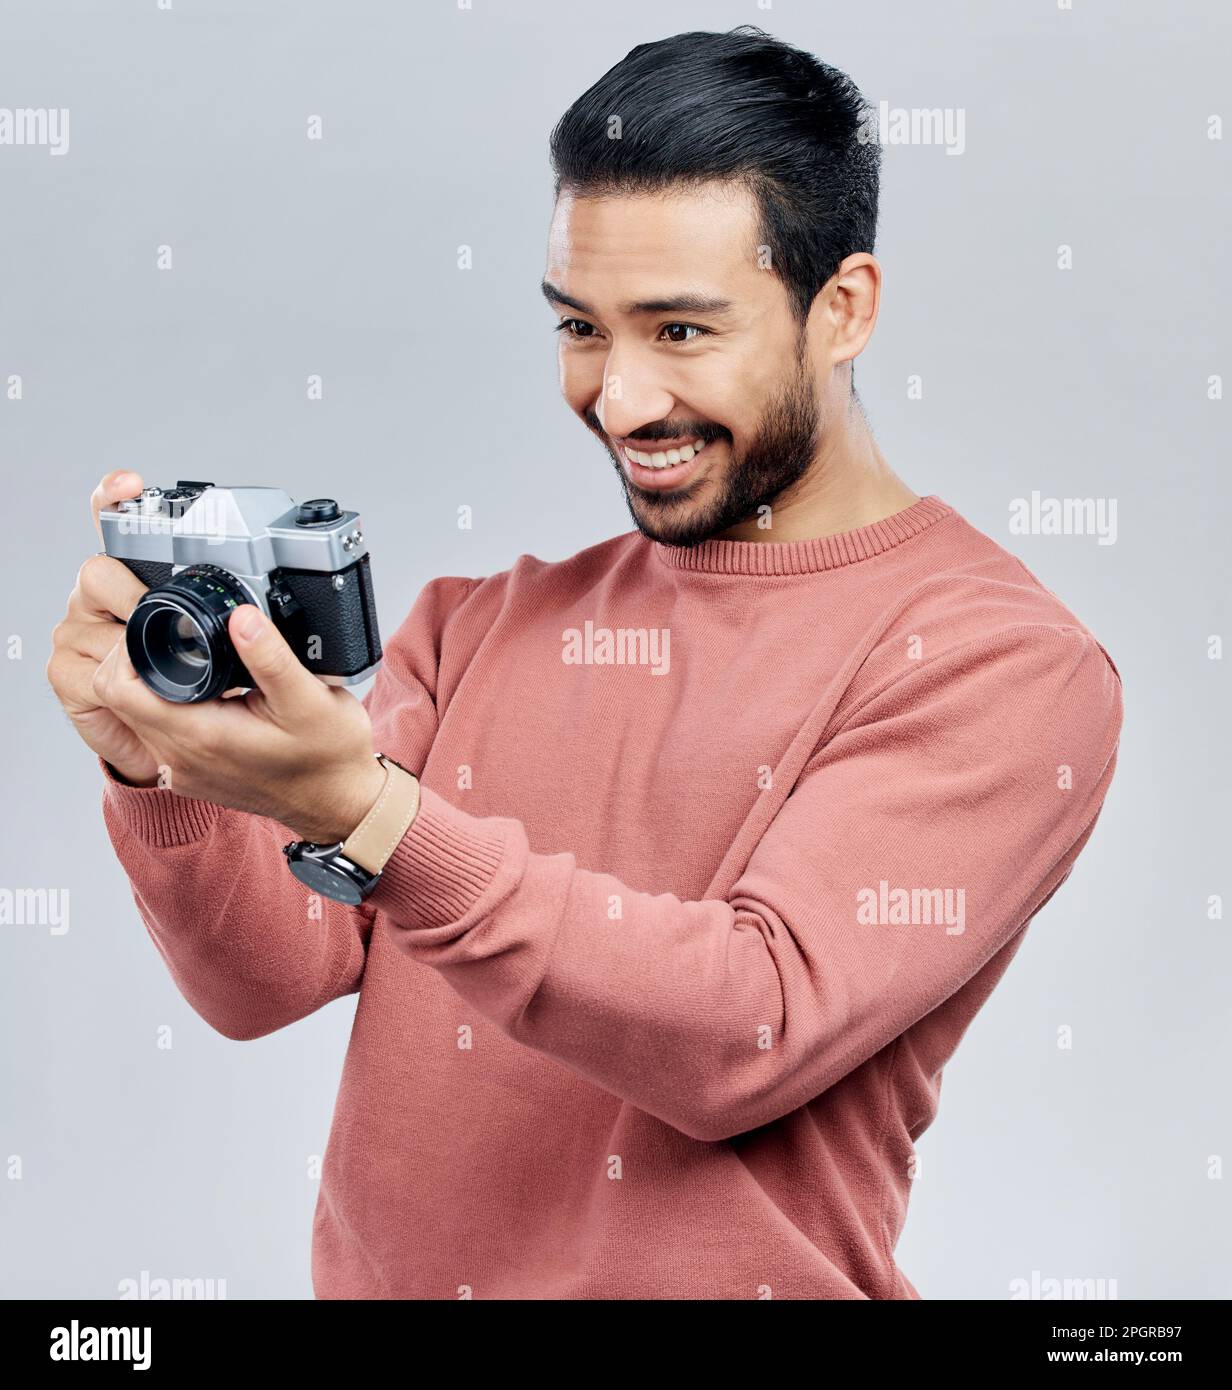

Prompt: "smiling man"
[49,26,1122,1299]
[542,132,917,548]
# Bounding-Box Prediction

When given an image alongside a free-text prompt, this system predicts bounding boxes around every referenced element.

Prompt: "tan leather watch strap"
[340,754,421,876]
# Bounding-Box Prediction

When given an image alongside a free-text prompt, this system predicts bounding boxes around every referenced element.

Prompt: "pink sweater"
[99,494,1123,1299]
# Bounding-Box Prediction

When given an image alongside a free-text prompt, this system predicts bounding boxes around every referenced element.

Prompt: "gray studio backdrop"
[1,0,1227,1299]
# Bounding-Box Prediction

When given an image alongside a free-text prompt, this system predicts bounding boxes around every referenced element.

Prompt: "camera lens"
[149,606,212,678]
[126,564,255,702]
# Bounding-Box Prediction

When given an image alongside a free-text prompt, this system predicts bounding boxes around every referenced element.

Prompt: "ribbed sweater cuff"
[368,783,508,930]
[97,755,223,846]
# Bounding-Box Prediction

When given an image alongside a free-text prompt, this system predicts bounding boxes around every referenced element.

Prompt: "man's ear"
[814,253,881,372]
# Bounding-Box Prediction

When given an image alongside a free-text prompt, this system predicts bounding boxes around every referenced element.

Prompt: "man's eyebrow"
[540,279,735,318]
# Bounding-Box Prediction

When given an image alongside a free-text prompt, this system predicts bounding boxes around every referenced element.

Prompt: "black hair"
[548,26,881,330]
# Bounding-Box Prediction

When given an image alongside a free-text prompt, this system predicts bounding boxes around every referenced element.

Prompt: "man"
[46,26,1122,1298]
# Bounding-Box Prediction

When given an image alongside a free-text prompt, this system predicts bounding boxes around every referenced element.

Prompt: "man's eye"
[659,323,711,344]
[554,318,597,339]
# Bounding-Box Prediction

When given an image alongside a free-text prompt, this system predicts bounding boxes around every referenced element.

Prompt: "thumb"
[228,605,319,716]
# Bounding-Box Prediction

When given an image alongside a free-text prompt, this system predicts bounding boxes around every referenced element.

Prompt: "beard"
[592,342,821,548]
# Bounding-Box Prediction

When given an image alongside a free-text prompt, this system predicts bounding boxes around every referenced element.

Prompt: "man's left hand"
[92,603,387,844]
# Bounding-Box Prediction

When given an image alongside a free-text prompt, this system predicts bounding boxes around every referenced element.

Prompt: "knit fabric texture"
[99,495,1123,1299]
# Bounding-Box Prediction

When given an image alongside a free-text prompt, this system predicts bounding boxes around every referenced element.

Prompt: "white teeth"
[626,439,705,470]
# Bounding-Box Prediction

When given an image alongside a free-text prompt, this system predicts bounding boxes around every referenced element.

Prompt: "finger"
[227,605,322,721]
[69,553,148,624]
[93,637,252,778]
[48,646,119,715]
[91,632,182,737]
[91,469,144,543]
[56,616,128,664]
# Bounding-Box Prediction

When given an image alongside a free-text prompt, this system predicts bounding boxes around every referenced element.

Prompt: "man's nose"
[596,369,676,442]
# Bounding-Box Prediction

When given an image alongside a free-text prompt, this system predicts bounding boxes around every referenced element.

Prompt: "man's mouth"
[618,436,713,492]
[620,436,708,469]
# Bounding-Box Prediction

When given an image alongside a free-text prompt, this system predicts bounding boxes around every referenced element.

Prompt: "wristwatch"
[282,753,421,905]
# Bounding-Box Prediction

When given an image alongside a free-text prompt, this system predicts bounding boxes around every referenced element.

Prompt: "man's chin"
[624,493,722,548]
[605,446,726,547]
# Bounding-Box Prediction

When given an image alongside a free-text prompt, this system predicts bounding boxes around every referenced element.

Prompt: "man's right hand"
[45,470,162,787]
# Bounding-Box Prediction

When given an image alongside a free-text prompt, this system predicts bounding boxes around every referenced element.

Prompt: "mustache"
[583,412,729,448]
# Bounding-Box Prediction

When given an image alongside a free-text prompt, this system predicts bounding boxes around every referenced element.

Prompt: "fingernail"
[234,608,264,641]
[114,472,138,490]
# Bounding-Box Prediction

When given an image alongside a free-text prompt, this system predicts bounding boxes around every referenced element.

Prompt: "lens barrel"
[126,564,254,703]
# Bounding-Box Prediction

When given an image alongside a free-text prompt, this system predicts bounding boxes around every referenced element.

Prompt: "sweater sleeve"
[98,574,479,1041]
[369,622,1124,1142]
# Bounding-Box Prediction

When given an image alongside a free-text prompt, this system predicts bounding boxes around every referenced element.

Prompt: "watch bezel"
[282,839,379,906]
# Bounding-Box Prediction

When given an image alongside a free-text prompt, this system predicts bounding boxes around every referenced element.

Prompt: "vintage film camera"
[99,482,382,703]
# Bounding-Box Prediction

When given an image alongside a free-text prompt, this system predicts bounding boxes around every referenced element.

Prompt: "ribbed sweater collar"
[652,494,953,576]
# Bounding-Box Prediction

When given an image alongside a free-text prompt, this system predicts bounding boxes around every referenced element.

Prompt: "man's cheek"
[563,361,603,414]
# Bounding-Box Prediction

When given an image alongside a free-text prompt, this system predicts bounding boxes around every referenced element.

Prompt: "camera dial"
[295,499,341,526]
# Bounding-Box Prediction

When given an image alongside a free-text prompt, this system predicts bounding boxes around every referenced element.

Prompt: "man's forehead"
[544,184,763,311]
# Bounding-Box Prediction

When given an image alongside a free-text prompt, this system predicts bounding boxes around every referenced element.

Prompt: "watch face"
[287,855,366,906]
